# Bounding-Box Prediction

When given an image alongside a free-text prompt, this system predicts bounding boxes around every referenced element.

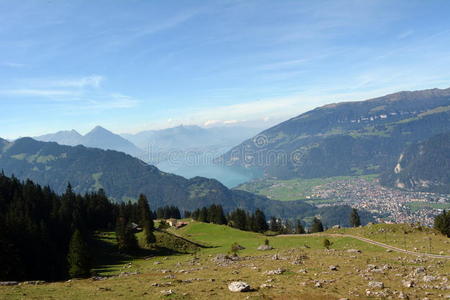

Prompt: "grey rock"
[160,289,174,296]
[347,249,361,253]
[257,245,273,251]
[228,281,251,292]
[264,268,285,275]
[368,281,384,289]
[0,281,19,286]
[402,280,414,288]
[423,275,437,282]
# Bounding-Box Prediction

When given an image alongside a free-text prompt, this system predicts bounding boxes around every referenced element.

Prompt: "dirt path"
[278,233,450,259]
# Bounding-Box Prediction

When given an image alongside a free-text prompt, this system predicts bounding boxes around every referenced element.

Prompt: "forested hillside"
[381,132,450,193]
[217,88,450,180]
[0,137,367,223]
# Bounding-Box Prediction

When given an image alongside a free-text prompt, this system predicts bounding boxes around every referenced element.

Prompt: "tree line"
[0,173,155,281]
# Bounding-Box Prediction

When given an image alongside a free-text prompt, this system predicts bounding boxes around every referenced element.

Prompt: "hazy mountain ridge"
[0,137,362,222]
[35,129,83,146]
[381,132,450,193]
[123,125,262,153]
[35,126,144,158]
[217,87,450,180]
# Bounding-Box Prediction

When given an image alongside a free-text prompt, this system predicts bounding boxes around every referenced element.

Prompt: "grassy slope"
[327,223,450,255]
[1,222,449,300]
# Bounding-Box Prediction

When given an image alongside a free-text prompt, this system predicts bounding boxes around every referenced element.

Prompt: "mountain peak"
[87,126,113,136]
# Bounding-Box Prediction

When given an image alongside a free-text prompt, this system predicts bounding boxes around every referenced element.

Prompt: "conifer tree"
[254,209,268,232]
[310,217,324,233]
[434,210,450,237]
[350,208,361,227]
[198,207,208,222]
[295,220,306,234]
[138,194,155,244]
[67,229,90,278]
[116,218,138,252]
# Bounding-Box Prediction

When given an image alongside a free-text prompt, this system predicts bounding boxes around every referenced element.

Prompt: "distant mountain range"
[381,132,450,193]
[122,125,261,152]
[0,136,366,224]
[217,87,450,186]
[33,125,261,187]
[35,126,144,158]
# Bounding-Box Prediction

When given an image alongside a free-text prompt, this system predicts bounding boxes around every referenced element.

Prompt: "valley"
[237,175,450,226]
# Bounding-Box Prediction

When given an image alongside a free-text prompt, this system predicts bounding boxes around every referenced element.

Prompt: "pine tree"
[295,220,306,234]
[434,210,450,237]
[350,208,361,227]
[67,229,90,278]
[138,194,155,245]
[254,209,268,232]
[116,218,138,252]
[310,217,324,233]
[198,207,208,222]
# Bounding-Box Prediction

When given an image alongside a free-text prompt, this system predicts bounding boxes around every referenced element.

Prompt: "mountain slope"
[35,129,83,146]
[35,126,144,158]
[123,125,261,152]
[381,132,450,193]
[0,137,329,220]
[82,126,144,158]
[217,87,450,179]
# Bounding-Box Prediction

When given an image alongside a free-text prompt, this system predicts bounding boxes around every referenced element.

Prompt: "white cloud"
[52,75,104,88]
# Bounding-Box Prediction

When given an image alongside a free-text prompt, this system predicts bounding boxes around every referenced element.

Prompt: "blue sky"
[1,0,450,139]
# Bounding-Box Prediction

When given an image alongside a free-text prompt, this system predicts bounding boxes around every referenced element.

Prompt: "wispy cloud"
[258,59,309,71]
[1,62,27,68]
[51,75,104,88]
[104,10,200,49]
[0,89,76,97]
[25,75,105,89]
[398,30,414,39]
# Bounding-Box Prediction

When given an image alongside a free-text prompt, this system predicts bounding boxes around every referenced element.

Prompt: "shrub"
[323,238,333,249]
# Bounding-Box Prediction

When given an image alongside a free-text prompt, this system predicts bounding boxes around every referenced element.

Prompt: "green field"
[236,174,378,202]
[406,201,450,212]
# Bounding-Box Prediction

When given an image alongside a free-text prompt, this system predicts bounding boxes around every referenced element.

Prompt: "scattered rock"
[257,245,273,251]
[259,283,273,289]
[22,281,46,285]
[160,290,174,296]
[228,281,251,292]
[423,275,437,282]
[402,280,414,288]
[414,267,426,274]
[329,265,338,271]
[347,249,361,253]
[298,269,308,274]
[212,254,237,266]
[264,268,285,275]
[0,281,19,286]
[368,281,384,289]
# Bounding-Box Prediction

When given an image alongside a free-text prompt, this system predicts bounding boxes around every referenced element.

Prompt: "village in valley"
[308,177,450,226]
